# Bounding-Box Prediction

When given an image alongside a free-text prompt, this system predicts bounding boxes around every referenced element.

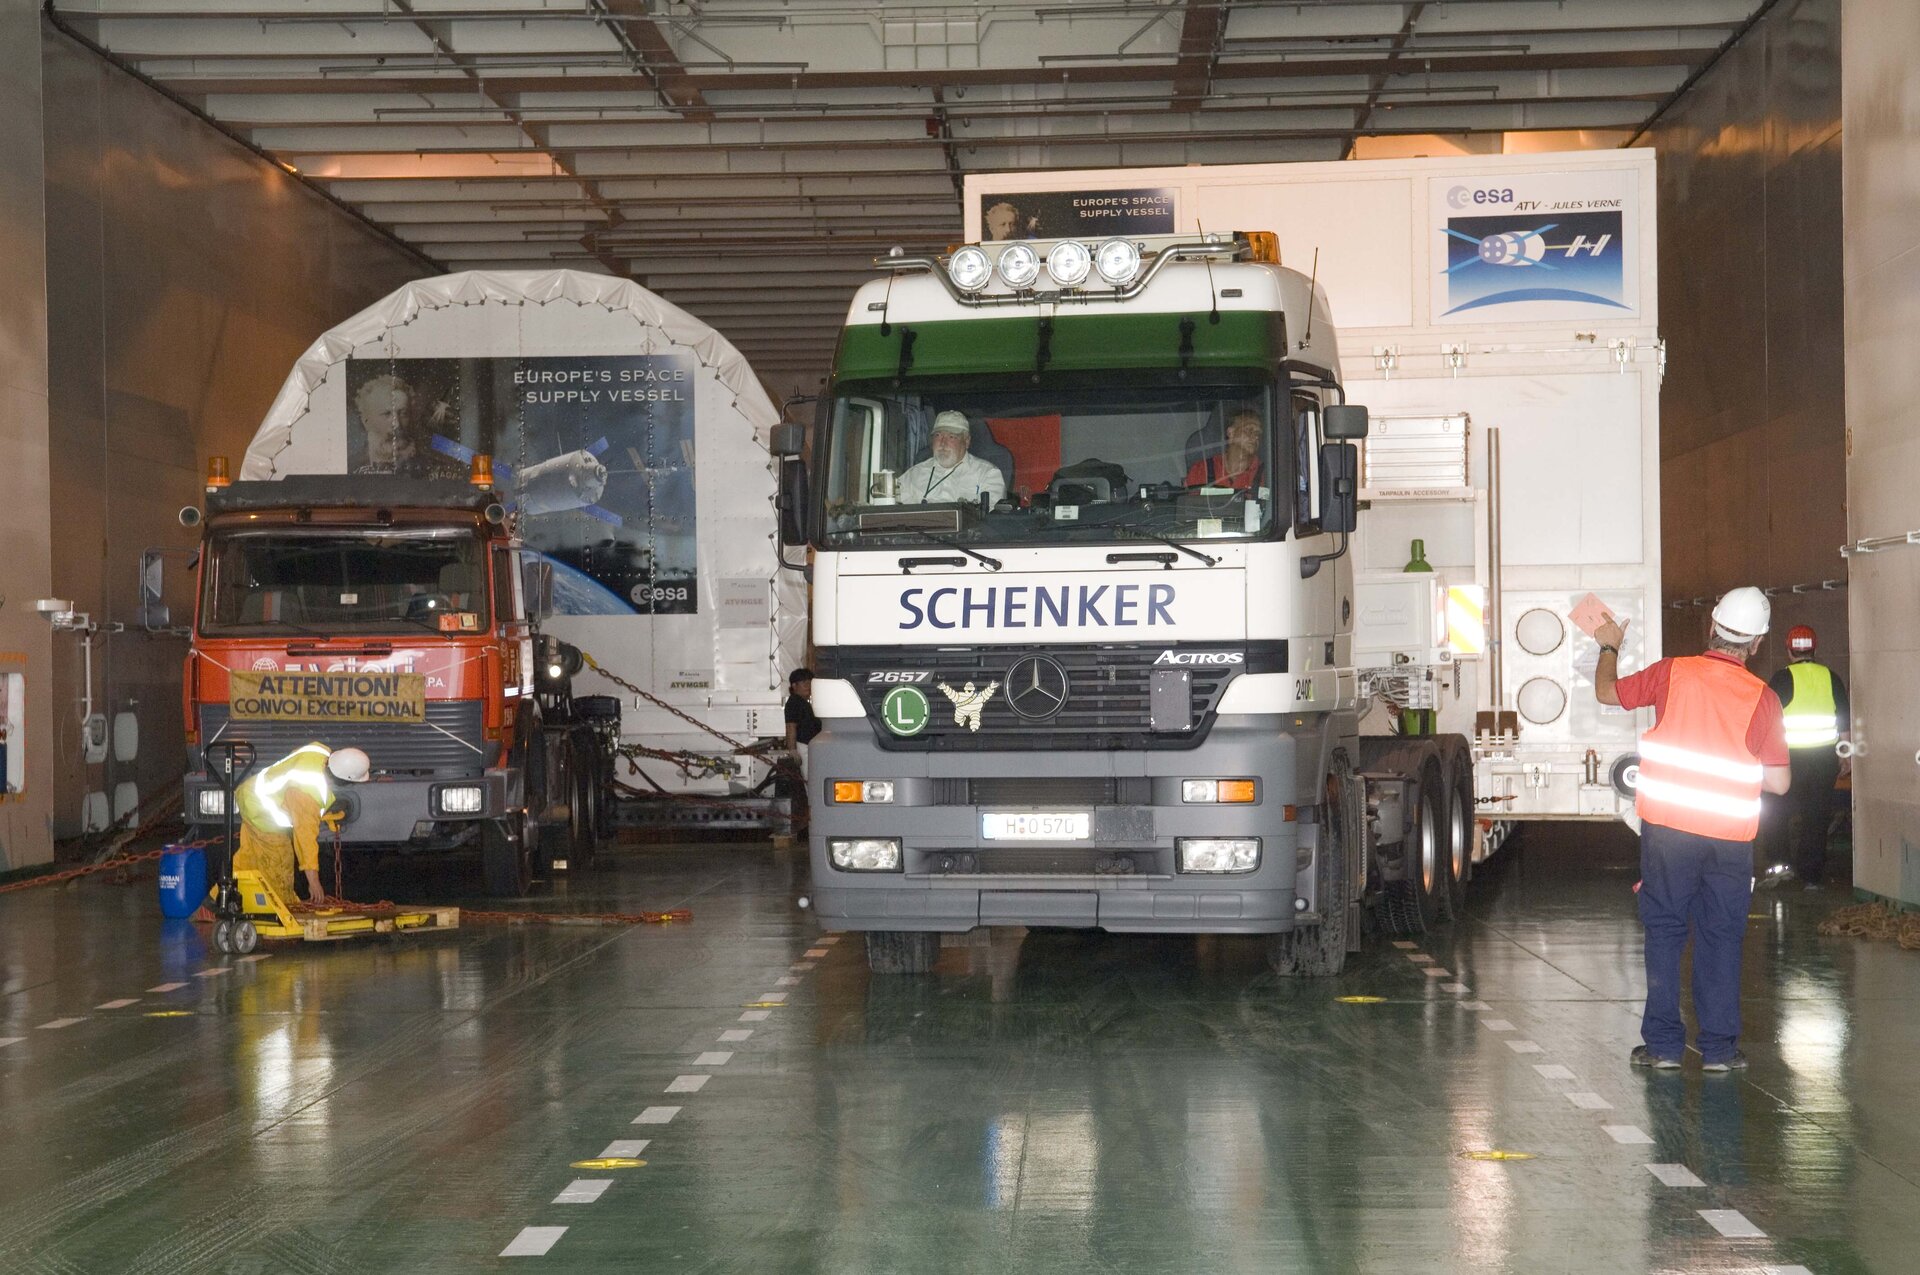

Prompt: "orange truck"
[179,465,614,896]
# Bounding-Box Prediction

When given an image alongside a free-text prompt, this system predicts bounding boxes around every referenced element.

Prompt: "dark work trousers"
[1638,822,1753,1063]
[1782,750,1841,882]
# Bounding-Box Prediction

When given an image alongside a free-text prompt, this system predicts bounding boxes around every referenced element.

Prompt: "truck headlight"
[997,243,1041,289]
[436,784,484,815]
[829,838,902,871]
[1177,838,1260,873]
[196,789,226,817]
[831,781,894,804]
[1096,238,1142,285]
[948,246,991,293]
[1181,779,1256,804]
[1046,240,1092,287]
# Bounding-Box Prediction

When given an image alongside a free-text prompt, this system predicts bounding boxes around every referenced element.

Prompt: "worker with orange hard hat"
[1761,624,1850,889]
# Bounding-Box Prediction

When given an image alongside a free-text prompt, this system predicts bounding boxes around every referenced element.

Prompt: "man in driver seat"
[1186,407,1264,490]
[899,411,1008,507]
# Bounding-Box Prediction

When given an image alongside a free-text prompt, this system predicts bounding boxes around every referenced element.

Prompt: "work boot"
[1630,1045,1682,1069]
[1700,1051,1749,1072]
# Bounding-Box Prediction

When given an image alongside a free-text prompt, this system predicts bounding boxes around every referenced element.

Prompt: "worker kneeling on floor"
[233,743,370,907]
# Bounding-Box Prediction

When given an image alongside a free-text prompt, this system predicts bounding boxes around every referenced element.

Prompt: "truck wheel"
[865,930,940,975]
[481,813,532,897]
[1381,755,1448,936]
[1441,746,1474,921]
[1269,749,1360,977]
[568,749,598,871]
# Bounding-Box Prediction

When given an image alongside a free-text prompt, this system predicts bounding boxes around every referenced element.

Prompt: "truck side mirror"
[1318,442,1360,534]
[770,421,805,458]
[778,458,810,547]
[521,556,555,620]
[1323,404,1368,440]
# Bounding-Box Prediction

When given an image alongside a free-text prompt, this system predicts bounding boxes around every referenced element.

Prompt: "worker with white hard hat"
[1592,587,1791,1073]
[897,411,1008,508]
[231,743,372,907]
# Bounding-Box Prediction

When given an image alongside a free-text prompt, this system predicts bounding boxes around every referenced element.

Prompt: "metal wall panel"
[0,0,58,869]
[38,29,429,840]
[1648,0,1847,671]
[1842,0,1920,906]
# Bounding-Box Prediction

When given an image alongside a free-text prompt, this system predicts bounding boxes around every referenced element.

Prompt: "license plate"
[981,812,1092,841]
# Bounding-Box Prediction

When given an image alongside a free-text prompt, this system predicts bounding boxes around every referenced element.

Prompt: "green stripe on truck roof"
[831,310,1284,383]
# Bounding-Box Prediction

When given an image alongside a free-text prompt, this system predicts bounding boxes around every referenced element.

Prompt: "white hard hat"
[326,747,371,783]
[1710,587,1771,642]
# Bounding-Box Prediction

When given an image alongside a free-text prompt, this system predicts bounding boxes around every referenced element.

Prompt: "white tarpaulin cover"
[242,269,806,791]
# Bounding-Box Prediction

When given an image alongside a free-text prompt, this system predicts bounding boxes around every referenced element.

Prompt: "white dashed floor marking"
[553,1180,612,1204]
[0,1038,21,1049]
[757,992,788,1003]
[1440,983,1470,993]
[147,982,186,993]
[1698,1209,1765,1238]
[1534,1064,1577,1081]
[633,1106,680,1125]
[1406,953,1433,963]
[600,1140,650,1158]
[1647,1163,1704,1186]
[1423,967,1450,978]
[739,1010,771,1023]
[193,968,229,979]
[1505,1040,1543,1054]
[36,1018,84,1030]
[238,953,271,963]
[1761,1266,1815,1274]
[1566,1092,1613,1110]
[1604,1126,1655,1144]
[1460,1000,1490,1011]
[500,1226,567,1256]
[95,999,139,1010]
[1392,941,1418,949]
[692,1051,733,1066]
[790,962,815,972]
[776,976,800,987]
[665,1074,710,1094]
[719,1029,753,1043]
[1481,1018,1515,1032]
[804,948,829,957]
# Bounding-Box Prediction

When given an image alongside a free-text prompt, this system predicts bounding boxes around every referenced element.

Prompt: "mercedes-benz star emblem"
[1005,655,1070,720]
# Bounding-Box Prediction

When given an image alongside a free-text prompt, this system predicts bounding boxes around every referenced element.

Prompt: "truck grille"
[195,702,489,776]
[823,645,1266,752]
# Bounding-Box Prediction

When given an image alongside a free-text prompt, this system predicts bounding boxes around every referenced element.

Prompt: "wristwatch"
[1599,643,1619,656]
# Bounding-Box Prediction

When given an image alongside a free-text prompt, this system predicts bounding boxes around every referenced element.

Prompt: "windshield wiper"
[898,528,1001,572]
[1108,511,1219,567]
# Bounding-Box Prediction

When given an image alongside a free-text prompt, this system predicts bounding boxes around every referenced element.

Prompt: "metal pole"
[1487,425,1505,716]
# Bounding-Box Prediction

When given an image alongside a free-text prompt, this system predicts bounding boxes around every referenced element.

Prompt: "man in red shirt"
[1594,586,1790,1073]
[1184,408,1263,490]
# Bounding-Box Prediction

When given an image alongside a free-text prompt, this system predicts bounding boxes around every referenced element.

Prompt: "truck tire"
[865,930,940,975]
[1440,741,1474,921]
[1269,749,1362,977]
[1381,753,1448,936]
[481,813,532,897]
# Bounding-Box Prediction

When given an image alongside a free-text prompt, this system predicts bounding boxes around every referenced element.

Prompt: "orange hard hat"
[1787,625,1817,654]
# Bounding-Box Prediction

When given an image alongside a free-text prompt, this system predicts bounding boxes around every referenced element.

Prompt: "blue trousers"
[1638,822,1753,1063]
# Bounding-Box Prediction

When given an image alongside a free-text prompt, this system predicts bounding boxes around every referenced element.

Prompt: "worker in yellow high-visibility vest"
[232,743,371,905]
[1762,625,1851,889]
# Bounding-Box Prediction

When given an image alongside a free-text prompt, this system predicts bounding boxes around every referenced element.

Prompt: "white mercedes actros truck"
[776,153,1662,974]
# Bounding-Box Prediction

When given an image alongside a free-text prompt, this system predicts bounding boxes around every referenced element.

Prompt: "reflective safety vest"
[1634,655,1769,841]
[1782,661,1840,750]
[236,743,336,832]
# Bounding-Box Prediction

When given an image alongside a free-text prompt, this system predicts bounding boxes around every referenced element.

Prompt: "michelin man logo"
[937,680,999,731]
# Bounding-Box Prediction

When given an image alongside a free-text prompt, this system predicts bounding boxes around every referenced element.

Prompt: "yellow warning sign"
[570,1158,647,1170]
[1336,995,1387,1004]
[229,670,426,724]
[1462,1149,1535,1162]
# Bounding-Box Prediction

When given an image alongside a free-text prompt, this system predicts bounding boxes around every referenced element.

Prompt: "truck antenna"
[1195,220,1221,325]
[1301,248,1320,349]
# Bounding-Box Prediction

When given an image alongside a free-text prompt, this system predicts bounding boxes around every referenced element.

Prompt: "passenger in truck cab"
[1185,407,1264,490]
[898,411,1008,507]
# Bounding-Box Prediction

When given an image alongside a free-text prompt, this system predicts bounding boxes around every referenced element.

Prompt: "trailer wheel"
[1381,755,1448,936]
[1270,749,1361,977]
[1441,747,1474,922]
[865,930,940,975]
[568,740,599,871]
[481,813,532,897]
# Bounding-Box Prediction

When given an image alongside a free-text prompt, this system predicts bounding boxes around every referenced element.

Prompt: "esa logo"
[1448,186,1516,210]
[1154,650,1243,666]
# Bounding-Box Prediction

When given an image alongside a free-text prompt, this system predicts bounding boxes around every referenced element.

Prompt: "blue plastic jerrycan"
[156,845,208,919]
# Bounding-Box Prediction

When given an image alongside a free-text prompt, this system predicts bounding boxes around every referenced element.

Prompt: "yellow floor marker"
[570,1158,646,1170]
[1462,1149,1535,1162]
[1336,995,1386,1004]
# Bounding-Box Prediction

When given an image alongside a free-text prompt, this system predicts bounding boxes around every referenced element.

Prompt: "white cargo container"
[240,270,806,808]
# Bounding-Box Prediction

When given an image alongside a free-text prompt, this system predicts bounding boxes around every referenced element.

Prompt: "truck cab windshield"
[822,381,1289,548]
[200,527,488,636]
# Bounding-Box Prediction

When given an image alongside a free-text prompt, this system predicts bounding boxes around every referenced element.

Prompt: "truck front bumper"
[807,716,1317,935]
[184,769,517,848]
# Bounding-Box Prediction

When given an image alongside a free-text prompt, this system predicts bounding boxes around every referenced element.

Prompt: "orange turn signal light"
[1241,231,1281,264]
[471,453,495,487]
[833,781,865,804]
[205,456,231,490]
[1217,779,1257,804]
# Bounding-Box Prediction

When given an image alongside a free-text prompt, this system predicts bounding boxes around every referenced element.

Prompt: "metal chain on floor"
[1816,902,1920,950]
[0,837,218,897]
[578,647,800,788]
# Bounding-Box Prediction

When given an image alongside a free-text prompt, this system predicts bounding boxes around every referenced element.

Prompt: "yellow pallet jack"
[202,740,458,950]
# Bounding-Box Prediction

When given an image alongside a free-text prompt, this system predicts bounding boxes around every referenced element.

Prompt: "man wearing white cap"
[898,411,1008,507]
[1592,587,1790,1073]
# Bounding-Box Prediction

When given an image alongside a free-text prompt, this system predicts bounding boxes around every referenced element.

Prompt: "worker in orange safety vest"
[1594,587,1790,1073]
[232,743,371,906]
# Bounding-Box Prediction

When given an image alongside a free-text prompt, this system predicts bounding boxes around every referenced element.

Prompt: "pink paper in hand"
[1569,593,1616,639]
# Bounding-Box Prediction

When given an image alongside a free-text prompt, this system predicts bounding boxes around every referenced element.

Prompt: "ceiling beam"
[1171,0,1231,113]
[594,0,714,123]
[1342,1,1425,161]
